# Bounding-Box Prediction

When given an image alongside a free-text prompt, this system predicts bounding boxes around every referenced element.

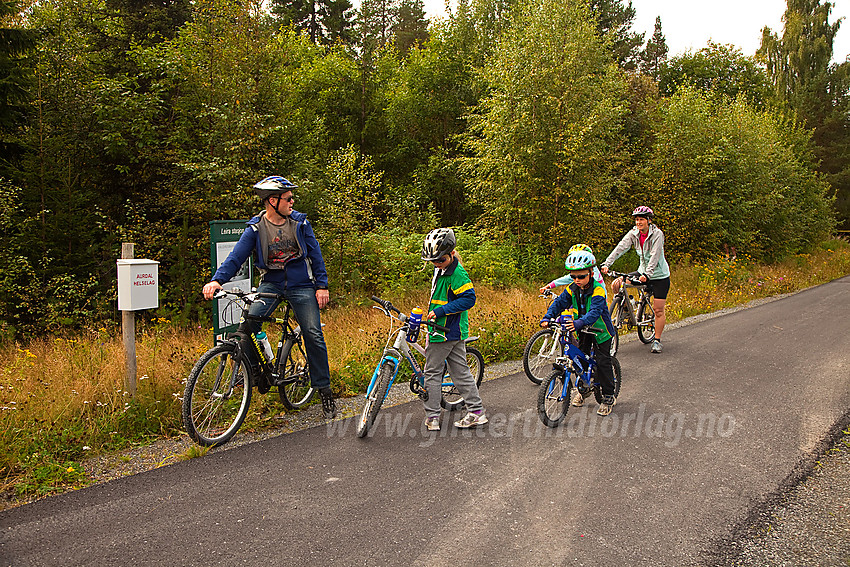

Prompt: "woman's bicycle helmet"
[632,205,654,218]
[564,249,597,271]
[568,243,593,254]
[253,176,298,200]
[421,228,456,261]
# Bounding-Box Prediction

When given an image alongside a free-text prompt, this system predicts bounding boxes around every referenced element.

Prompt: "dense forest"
[0,0,847,338]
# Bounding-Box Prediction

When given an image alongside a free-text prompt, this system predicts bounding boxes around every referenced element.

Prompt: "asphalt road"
[2,277,849,567]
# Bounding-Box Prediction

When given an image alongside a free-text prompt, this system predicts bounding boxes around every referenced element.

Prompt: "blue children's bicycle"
[537,315,622,427]
[356,296,485,438]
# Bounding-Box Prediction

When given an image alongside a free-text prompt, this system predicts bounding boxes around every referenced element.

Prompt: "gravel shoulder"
[8,289,850,565]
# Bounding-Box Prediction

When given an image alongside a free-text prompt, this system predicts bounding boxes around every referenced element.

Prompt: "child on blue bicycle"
[420,228,487,431]
[541,248,618,416]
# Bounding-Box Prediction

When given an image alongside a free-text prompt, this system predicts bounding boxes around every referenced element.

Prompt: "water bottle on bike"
[407,307,423,343]
[256,331,274,364]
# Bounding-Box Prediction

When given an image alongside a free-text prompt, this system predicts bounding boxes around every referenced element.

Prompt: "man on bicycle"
[600,206,670,354]
[202,176,336,419]
[541,248,617,416]
[420,228,487,430]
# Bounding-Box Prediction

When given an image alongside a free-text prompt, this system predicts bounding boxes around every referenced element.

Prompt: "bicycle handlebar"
[371,295,400,315]
[370,296,450,333]
[606,270,644,286]
[540,316,600,336]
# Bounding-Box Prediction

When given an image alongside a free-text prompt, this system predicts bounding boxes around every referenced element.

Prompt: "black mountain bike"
[606,271,656,355]
[182,289,314,447]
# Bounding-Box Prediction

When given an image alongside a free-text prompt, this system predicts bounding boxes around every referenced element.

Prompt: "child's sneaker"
[597,395,616,416]
[425,417,440,431]
[454,410,488,428]
[571,390,585,407]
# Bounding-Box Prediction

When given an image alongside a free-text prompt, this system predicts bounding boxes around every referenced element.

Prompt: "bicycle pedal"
[409,378,429,401]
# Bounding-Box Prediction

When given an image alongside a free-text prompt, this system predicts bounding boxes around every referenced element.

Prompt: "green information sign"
[210,220,253,340]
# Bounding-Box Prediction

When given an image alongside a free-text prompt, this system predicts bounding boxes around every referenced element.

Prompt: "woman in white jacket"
[600,206,670,354]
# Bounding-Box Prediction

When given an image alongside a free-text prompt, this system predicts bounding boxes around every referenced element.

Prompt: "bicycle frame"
[214,290,311,390]
[608,272,653,329]
[547,327,598,400]
[263,301,308,387]
[364,314,450,401]
[530,325,565,361]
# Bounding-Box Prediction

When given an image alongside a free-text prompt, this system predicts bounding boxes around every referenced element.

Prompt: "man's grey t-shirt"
[259,215,301,269]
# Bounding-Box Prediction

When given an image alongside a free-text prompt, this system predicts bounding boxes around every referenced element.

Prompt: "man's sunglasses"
[274,195,295,203]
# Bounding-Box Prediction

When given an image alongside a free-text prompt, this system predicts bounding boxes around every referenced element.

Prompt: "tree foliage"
[590,0,643,71]
[659,42,769,107]
[639,87,833,262]
[0,0,36,157]
[463,0,627,252]
[0,0,840,338]
[759,0,850,228]
[270,0,355,44]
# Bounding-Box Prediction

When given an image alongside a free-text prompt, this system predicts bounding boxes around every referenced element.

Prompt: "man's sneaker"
[571,390,585,407]
[454,410,488,429]
[425,417,440,432]
[318,387,337,419]
[651,339,663,354]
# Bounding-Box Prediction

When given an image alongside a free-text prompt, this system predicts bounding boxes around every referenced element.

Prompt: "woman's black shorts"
[645,277,670,300]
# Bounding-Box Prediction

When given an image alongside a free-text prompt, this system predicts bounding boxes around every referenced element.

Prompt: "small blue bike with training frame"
[357,296,484,438]
[537,314,622,427]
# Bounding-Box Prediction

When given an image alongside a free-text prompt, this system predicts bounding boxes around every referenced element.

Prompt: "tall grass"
[2,239,849,503]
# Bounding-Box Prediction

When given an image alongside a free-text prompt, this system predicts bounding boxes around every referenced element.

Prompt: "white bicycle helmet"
[564,249,596,271]
[253,176,297,200]
[421,228,456,261]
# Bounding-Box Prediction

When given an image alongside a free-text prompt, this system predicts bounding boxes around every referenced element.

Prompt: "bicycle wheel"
[277,338,314,409]
[538,369,571,428]
[522,329,564,385]
[609,327,619,357]
[182,342,252,447]
[441,346,485,411]
[609,294,629,329]
[636,299,656,344]
[356,361,395,438]
[593,356,622,404]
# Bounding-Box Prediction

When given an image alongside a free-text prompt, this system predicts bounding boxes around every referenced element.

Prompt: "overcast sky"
[420,0,850,62]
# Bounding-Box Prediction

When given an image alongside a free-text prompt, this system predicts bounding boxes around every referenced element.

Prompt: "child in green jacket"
[420,228,487,431]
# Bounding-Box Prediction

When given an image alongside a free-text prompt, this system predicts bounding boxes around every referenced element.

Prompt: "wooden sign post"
[121,243,137,398]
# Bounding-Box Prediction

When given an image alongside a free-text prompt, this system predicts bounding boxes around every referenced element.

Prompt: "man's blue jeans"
[243,282,331,390]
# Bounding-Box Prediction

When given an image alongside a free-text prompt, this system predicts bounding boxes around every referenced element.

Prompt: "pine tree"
[759,0,850,228]
[640,16,668,79]
[358,0,399,60]
[271,0,355,44]
[590,0,644,71]
[324,0,356,44]
[393,0,429,54]
[0,0,36,161]
[106,0,191,46]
